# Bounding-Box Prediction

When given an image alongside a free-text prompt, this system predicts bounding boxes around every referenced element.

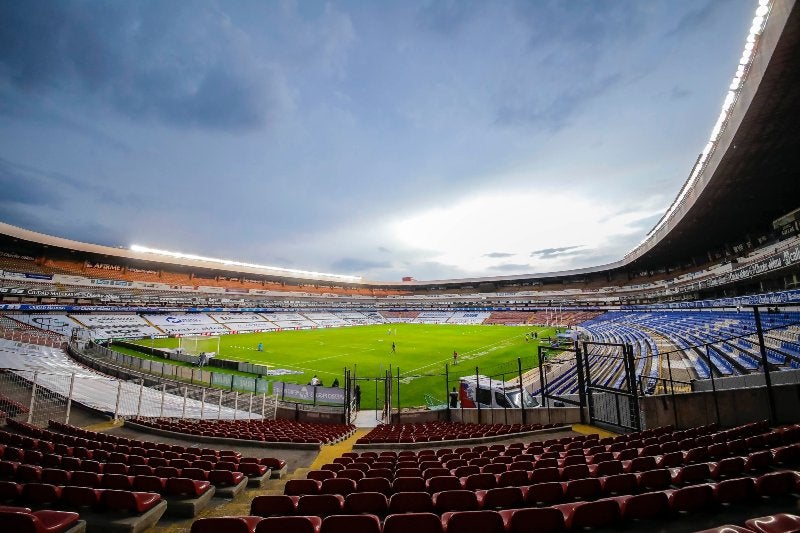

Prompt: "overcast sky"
[0,1,756,282]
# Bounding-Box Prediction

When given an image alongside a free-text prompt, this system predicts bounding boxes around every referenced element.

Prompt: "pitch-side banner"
[274,382,345,404]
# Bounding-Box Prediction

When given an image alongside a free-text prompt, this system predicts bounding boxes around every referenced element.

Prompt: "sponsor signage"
[0,287,104,298]
[88,262,122,271]
[274,382,345,404]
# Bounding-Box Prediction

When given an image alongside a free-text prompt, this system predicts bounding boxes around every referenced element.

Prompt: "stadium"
[1,1,800,532]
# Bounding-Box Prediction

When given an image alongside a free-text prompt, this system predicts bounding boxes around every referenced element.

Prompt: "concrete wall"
[276,405,347,425]
[640,382,800,430]
[390,406,586,426]
[693,368,800,392]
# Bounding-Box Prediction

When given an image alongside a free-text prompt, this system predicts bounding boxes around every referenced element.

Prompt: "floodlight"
[129,244,362,282]
[756,5,769,16]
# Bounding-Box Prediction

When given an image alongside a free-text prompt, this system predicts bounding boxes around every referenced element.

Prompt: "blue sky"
[0,1,756,281]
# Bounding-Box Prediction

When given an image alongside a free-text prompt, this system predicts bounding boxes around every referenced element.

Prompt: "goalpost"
[178,335,221,360]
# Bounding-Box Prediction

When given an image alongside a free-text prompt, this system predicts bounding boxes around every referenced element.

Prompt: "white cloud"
[391,187,665,275]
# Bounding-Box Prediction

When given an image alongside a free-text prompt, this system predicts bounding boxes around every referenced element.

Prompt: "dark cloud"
[530,246,585,259]
[0,157,152,210]
[483,252,514,258]
[0,203,126,247]
[416,0,482,35]
[496,72,623,131]
[330,258,392,273]
[494,1,650,131]
[378,246,391,253]
[669,86,692,100]
[665,0,723,38]
[0,1,288,131]
[0,158,62,207]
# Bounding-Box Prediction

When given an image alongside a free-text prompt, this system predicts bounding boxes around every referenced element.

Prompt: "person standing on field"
[453,350,458,365]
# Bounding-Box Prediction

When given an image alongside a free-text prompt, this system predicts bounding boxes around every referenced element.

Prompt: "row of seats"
[132,417,355,444]
[337,421,795,465]
[356,422,556,444]
[314,426,799,493]
[286,465,799,502]
[0,505,82,533]
[3,420,286,472]
[0,446,268,476]
[13,420,241,459]
[302,449,795,494]
[702,513,800,533]
[0,468,233,493]
[350,421,720,461]
[0,482,162,514]
[192,485,800,532]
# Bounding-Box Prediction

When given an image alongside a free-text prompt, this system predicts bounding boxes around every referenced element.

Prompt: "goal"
[179,335,221,358]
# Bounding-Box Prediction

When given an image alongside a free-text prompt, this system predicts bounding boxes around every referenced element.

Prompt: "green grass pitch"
[130,323,557,408]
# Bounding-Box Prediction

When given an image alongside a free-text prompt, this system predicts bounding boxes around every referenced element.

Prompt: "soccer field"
[131,323,557,408]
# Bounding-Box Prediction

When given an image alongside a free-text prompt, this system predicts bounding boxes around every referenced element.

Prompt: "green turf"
[129,324,558,408]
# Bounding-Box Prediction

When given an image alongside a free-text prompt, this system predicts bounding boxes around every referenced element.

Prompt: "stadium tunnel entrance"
[349,370,392,425]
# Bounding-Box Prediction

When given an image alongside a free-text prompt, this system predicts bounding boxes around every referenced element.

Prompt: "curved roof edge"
[622,0,791,264]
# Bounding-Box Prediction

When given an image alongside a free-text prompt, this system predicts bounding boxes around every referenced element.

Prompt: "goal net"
[178,335,221,358]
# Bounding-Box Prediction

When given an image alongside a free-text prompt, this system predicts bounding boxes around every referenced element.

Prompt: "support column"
[65,373,76,425]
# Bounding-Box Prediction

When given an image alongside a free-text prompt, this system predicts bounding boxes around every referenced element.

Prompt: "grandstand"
[0,1,799,531]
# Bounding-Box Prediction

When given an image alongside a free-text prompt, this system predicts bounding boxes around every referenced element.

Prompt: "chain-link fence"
[0,367,278,426]
[0,369,72,426]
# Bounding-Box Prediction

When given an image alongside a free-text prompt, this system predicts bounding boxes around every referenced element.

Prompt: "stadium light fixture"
[129,244,363,282]
[627,1,772,259]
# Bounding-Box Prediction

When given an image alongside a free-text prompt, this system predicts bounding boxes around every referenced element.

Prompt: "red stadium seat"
[601,473,638,496]
[209,470,245,487]
[307,471,336,482]
[527,481,564,505]
[563,477,602,501]
[499,507,566,533]
[254,516,321,533]
[442,510,504,533]
[669,483,715,513]
[21,483,61,506]
[251,495,298,517]
[557,498,621,530]
[320,514,381,533]
[166,478,211,498]
[616,491,671,521]
[479,486,525,510]
[714,477,757,505]
[285,479,321,496]
[426,476,460,494]
[755,470,799,498]
[0,508,81,533]
[461,473,496,491]
[383,512,442,533]
[357,477,391,495]
[389,491,434,514]
[133,476,166,493]
[296,494,344,517]
[636,469,671,491]
[744,513,800,533]
[320,478,356,497]
[191,516,262,533]
[101,490,162,513]
[344,492,387,515]
[432,490,479,513]
[61,486,101,508]
[392,477,426,493]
